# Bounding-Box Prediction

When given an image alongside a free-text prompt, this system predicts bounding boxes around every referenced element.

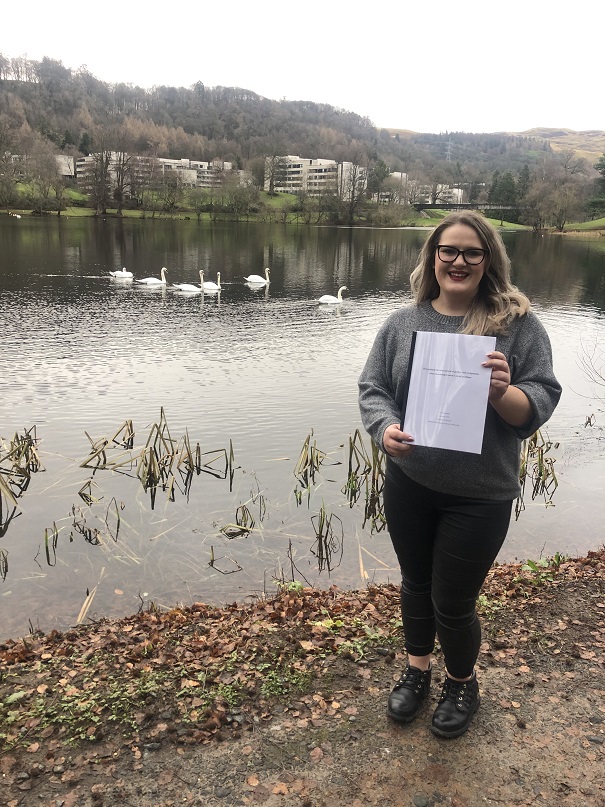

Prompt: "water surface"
[1,217,604,640]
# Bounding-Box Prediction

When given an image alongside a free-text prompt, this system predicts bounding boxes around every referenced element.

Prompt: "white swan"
[135,267,168,285]
[318,285,347,304]
[172,270,203,292]
[244,267,270,285]
[109,267,133,279]
[202,271,221,291]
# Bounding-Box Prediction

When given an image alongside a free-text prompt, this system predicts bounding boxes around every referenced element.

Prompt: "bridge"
[413,202,520,212]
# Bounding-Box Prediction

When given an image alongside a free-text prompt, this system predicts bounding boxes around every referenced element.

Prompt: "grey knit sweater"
[358,300,562,500]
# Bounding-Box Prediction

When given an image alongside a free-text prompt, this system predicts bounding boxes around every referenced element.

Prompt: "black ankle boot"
[431,672,480,738]
[387,665,432,723]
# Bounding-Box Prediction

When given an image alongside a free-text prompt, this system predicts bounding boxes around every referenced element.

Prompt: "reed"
[362,440,386,533]
[0,426,44,536]
[343,429,372,505]
[81,410,230,508]
[208,545,243,574]
[294,431,327,488]
[311,502,344,573]
[342,429,386,533]
[516,429,559,519]
[220,504,255,539]
[44,522,59,566]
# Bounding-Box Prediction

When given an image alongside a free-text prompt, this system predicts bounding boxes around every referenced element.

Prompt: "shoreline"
[1,548,603,805]
[2,209,605,236]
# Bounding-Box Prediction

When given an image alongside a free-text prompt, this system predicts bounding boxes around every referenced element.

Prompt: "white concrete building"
[264,155,366,201]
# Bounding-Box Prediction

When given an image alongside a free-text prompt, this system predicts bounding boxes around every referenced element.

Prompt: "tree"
[0,155,18,211]
[27,137,60,214]
[156,171,183,215]
[90,144,113,215]
[79,132,92,155]
[366,159,390,200]
[588,153,605,218]
[550,184,583,232]
[264,155,288,196]
[517,164,531,201]
[338,156,367,224]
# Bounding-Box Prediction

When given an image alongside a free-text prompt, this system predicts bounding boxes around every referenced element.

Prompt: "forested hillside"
[1,53,604,229]
[0,54,561,176]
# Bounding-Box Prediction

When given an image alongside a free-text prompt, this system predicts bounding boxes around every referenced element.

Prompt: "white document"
[401,331,496,454]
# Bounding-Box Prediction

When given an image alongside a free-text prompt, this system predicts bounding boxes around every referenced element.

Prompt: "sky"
[2,1,602,135]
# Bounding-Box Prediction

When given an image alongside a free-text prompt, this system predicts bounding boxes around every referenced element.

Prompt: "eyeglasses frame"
[436,245,489,266]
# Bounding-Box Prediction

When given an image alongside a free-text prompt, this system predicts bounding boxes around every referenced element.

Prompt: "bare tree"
[27,138,60,214]
[90,144,113,215]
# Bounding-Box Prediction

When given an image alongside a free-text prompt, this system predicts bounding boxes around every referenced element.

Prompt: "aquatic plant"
[516,429,559,520]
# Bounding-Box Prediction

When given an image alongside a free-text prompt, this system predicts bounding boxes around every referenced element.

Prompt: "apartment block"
[264,155,366,201]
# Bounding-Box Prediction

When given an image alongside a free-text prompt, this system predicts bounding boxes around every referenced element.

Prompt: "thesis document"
[401,331,496,454]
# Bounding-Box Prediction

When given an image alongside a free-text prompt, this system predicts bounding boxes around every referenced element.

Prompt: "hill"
[2,53,602,184]
[521,128,605,162]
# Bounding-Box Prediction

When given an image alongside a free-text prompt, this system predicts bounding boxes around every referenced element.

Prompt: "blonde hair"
[409,210,530,335]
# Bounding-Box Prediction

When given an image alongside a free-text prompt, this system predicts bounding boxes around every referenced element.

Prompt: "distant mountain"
[513,128,605,162]
[387,127,605,166]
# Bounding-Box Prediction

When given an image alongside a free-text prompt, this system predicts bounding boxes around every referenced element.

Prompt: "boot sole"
[387,706,422,724]
[430,697,480,738]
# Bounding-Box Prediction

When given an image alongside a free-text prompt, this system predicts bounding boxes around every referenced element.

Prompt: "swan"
[172,270,203,292]
[109,267,133,279]
[244,267,270,285]
[135,267,168,285]
[202,271,221,291]
[318,285,347,304]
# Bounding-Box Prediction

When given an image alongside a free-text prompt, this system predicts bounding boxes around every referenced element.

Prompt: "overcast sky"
[2,1,601,135]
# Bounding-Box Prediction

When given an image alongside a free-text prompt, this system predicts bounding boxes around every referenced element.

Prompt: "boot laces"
[440,676,476,708]
[395,665,428,695]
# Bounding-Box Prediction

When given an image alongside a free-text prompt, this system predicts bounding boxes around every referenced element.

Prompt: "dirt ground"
[1,550,604,807]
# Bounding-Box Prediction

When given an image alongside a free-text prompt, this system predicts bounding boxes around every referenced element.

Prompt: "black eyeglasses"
[436,245,488,265]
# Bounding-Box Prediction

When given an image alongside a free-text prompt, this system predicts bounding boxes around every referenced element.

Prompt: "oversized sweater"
[358,300,562,500]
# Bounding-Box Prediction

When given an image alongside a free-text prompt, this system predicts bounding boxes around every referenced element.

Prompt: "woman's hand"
[383,423,415,457]
[483,351,533,427]
[483,351,511,402]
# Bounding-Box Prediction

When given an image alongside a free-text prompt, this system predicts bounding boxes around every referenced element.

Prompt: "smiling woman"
[358,210,561,738]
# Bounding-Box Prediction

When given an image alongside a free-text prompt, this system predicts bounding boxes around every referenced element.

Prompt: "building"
[264,155,367,201]
[74,154,234,195]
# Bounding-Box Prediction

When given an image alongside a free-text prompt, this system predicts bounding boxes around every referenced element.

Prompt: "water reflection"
[0,218,604,640]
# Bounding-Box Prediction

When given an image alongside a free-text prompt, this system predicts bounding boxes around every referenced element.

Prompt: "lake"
[1,216,604,642]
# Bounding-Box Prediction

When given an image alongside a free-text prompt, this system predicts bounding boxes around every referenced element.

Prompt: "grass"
[562,215,605,232]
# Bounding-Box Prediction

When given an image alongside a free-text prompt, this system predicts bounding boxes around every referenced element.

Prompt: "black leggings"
[383,461,513,678]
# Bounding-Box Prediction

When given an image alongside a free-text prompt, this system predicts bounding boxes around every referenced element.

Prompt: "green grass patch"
[564,216,605,231]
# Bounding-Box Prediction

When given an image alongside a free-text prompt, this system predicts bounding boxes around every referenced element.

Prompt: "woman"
[358,211,561,738]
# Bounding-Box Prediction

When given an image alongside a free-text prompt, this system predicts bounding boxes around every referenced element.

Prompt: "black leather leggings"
[384,461,513,678]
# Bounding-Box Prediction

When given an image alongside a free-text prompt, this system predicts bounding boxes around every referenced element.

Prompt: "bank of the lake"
[0,548,603,807]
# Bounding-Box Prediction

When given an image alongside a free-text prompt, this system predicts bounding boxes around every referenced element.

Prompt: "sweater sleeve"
[503,312,562,440]
[358,315,405,451]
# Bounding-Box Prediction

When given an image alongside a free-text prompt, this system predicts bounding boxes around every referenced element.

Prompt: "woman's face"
[433,223,489,308]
